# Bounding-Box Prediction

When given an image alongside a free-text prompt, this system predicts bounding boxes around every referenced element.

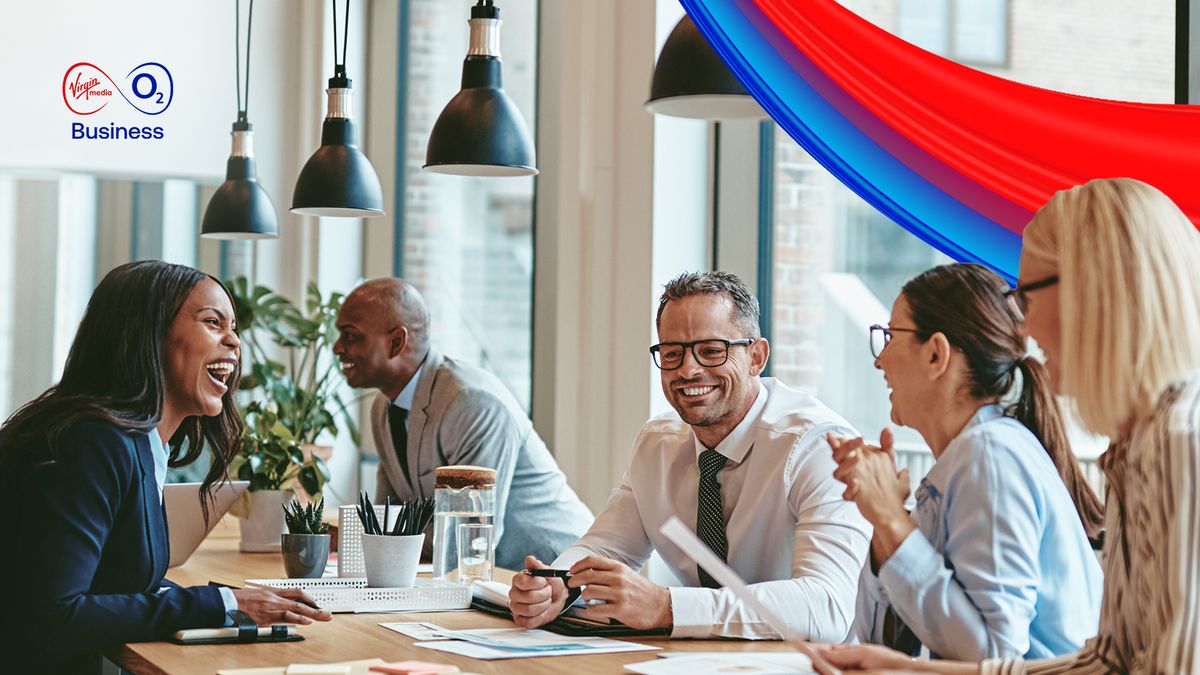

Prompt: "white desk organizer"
[244,577,472,613]
[338,504,396,578]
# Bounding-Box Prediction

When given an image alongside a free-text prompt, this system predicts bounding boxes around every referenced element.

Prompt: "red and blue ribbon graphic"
[683,0,1200,281]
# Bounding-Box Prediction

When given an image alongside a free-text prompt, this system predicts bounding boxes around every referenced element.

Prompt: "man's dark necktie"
[696,449,729,588]
[387,404,411,485]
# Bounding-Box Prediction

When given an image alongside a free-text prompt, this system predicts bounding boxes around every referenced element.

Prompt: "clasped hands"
[508,555,672,631]
[828,428,916,565]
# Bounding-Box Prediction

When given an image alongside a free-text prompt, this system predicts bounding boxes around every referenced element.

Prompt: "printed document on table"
[414,628,658,660]
[379,622,451,640]
[625,652,816,674]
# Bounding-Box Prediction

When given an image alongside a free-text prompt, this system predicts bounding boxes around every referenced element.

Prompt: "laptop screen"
[163,480,249,567]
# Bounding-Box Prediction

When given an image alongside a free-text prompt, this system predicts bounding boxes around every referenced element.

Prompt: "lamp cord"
[331,0,351,78]
[235,0,255,123]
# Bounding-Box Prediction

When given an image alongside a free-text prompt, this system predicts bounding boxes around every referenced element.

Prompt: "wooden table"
[105,525,794,674]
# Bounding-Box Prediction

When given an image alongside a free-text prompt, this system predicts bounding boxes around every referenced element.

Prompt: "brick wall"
[399,0,537,411]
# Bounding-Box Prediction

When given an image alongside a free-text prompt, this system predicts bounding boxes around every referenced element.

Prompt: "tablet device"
[165,480,250,567]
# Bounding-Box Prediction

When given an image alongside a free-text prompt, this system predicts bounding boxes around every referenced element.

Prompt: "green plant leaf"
[297,464,325,498]
[227,277,353,493]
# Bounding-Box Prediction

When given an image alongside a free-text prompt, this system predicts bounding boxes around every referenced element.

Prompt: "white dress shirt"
[553,377,871,640]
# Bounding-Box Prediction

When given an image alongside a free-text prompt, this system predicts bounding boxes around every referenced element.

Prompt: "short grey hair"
[655,271,761,337]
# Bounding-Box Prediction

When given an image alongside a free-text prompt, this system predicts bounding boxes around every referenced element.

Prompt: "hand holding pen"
[508,555,574,629]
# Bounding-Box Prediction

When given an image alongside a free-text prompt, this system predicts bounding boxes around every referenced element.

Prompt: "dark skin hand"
[232,587,333,625]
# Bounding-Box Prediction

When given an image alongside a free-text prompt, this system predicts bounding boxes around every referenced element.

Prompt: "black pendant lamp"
[424,0,537,177]
[291,0,384,217]
[646,14,765,120]
[202,0,278,240]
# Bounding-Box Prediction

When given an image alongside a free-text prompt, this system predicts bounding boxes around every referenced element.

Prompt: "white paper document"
[378,621,451,641]
[413,628,658,660]
[215,659,386,675]
[658,517,840,675]
[625,652,816,674]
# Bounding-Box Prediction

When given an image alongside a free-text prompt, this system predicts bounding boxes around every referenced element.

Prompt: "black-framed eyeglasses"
[649,338,755,370]
[869,324,923,359]
[1004,274,1059,315]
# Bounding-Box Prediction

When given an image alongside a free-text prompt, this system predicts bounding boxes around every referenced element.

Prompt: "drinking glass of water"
[456,523,494,583]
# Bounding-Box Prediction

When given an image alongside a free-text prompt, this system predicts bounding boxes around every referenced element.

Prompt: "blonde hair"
[1023,178,1200,437]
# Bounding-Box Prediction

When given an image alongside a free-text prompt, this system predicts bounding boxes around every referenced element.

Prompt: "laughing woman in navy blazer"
[0,261,330,673]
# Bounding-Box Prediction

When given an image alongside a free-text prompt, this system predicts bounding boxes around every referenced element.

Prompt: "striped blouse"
[983,373,1200,674]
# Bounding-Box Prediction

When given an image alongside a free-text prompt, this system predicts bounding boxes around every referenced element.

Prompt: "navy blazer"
[6,419,224,670]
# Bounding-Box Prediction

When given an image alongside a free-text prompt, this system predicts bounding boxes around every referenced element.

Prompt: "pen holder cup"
[338,505,398,577]
[361,533,425,588]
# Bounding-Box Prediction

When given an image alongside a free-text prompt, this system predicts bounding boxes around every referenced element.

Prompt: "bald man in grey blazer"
[333,279,593,569]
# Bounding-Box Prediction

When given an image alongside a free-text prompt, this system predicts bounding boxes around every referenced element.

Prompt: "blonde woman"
[820,177,1200,674]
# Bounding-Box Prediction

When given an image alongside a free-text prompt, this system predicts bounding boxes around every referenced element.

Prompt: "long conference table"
[104,522,796,674]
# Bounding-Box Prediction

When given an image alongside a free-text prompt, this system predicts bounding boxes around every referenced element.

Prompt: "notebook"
[164,480,250,567]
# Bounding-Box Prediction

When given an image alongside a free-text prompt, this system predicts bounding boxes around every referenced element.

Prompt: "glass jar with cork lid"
[431,465,496,581]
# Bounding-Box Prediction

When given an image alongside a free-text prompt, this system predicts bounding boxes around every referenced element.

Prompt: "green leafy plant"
[283,497,331,535]
[226,277,361,495]
[230,402,329,494]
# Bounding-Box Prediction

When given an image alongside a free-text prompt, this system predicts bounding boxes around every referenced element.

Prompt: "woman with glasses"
[828,261,1103,661]
[822,178,1200,673]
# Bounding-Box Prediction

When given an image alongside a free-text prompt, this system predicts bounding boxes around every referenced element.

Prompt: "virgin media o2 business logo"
[62,62,173,140]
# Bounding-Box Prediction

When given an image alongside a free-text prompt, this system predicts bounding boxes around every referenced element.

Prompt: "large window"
[396,0,538,412]
[899,0,1009,66]
[766,0,1176,465]
[0,174,227,421]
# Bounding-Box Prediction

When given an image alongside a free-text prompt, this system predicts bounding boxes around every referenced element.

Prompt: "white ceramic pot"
[238,489,290,553]
[361,533,425,588]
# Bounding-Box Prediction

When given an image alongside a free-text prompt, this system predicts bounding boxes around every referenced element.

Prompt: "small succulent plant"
[283,498,331,535]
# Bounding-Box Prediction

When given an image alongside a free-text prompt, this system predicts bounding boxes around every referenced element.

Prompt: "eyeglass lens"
[870,327,887,358]
[656,340,731,369]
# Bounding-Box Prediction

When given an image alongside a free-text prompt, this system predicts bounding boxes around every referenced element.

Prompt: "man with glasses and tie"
[333,278,593,569]
[509,271,870,639]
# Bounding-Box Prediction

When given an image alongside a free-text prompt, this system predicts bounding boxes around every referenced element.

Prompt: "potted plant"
[281,498,332,578]
[226,277,360,552]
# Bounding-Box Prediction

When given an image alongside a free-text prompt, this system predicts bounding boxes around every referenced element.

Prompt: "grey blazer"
[370,349,593,569]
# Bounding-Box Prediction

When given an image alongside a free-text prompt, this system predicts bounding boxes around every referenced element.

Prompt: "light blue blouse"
[854,404,1102,660]
[149,429,238,620]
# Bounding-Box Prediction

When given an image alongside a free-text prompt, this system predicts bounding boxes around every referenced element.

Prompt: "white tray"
[244,577,472,613]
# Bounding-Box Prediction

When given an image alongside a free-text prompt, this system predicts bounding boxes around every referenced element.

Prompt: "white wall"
[533,1,657,510]
[0,2,235,179]
[533,0,713,511]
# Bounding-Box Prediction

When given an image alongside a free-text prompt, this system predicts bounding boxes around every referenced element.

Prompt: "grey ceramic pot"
[281,533,331,578]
